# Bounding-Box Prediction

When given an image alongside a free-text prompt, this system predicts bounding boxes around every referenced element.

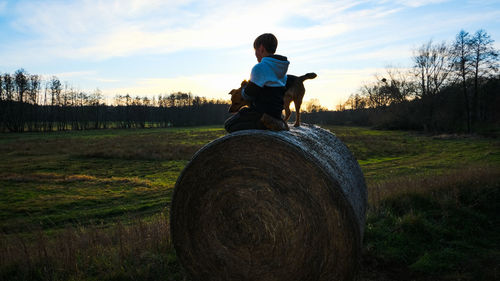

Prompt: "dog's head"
[228,80,250,113]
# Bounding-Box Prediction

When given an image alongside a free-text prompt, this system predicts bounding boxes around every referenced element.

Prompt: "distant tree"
[62,82,70,107]
[114,95,124,106]
[305,98,325,112]
[359,82,392,108]
[26,74,41,131]
[380,67,418,102]
[344,93,367,110]
[28,75,41,104]
[413,41,451,97]
[43,81,49,105]
[3,74,14,101]
[14,69,29,103]
[81,92,90,106]
[12,69,30,131]
[48,77,62,130]
[412,41,452,131]
[90,89,104,129]
[450,30,473,132]
[0,75,3,102]
[469,29,499,125]
[90,88,103,106]
[49,77,61,106]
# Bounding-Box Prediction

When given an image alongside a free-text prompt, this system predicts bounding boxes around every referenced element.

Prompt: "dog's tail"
[299,72,317,82]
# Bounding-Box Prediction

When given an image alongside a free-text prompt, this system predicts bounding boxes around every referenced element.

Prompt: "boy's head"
[254,33,277,62]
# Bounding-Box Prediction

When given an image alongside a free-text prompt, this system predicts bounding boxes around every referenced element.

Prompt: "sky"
[0,0,499,109]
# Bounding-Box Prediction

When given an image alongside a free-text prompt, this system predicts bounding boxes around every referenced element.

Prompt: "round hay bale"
[171,124,367,281]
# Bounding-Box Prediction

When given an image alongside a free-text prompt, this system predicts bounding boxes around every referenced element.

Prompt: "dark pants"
[224,107,266,133]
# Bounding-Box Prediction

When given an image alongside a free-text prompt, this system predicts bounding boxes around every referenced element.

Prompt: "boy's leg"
[224,108,265,133]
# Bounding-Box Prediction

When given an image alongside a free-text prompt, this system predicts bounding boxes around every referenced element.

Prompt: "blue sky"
[0,0,499,109]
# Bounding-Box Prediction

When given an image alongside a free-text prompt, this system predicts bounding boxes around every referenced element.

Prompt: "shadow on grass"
[362,166,500,281]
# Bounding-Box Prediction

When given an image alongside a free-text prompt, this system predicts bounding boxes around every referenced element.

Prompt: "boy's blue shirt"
[250,55,289,87]
[241,55,290,119]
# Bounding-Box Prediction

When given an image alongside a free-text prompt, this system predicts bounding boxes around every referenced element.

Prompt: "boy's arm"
[242,63,266,101]
[241,81,262,101]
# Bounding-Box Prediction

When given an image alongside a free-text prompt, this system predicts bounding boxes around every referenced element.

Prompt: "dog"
[283,72,317,127]
[228,72,317,127]
[228,80,250,113]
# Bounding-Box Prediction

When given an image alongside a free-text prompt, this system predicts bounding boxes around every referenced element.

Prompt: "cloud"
[2,0,498,110]
[9,0,203,58]
[5,0,407,61]
[394,0,450,7]
[4,0,491,64]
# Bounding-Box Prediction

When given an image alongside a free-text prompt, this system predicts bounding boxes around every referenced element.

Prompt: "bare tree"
[344,93,367,110]
[450,30,473,132]
[413,41,451,97]
[12,69,30,131]
[14,69,29,103]
[90,88,104,129]
[305,98,325,112]
[3,74,14,101]
[0,75,3,102]
[412,41,452,131]
[48,77,62,130]
[50,77,62,106]
[28,75,41,105]
[359,84,385,108]
[469,29,499,125]
[382,67,418,102]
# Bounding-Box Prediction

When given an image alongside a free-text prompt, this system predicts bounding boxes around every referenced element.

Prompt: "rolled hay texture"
[171,124,367,281]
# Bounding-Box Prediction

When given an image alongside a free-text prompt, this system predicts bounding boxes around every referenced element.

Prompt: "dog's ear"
[228,89,236,96]
[241,80,249,88]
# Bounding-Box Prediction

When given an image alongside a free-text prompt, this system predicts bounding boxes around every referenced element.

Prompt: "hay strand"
[171,124,367,281]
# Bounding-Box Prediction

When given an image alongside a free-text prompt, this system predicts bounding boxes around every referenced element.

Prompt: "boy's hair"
[253,33,278,54]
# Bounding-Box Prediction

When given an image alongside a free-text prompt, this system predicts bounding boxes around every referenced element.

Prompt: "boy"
[224,33,289,133]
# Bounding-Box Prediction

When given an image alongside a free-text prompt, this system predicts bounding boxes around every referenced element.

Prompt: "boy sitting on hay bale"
[224,33,290,133]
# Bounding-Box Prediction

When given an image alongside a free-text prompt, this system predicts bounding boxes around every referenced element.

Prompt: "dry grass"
[1,125,498,280]
[367,164,500,209]
[0,127,226,161]
[0,212,183,281]
[0,172,153,186]
[4,163,496,281]
[362,164,500,281]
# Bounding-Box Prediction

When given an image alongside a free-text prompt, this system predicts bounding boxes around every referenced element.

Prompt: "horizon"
[1,0,499,110]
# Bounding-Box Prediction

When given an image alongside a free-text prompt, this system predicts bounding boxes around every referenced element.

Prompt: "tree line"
[1,29,498,134]
[304,29,499,135]
[0,70,230,132]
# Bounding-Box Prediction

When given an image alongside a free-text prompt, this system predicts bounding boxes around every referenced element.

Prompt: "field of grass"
[0,127,225,234]
[0,125,499,280]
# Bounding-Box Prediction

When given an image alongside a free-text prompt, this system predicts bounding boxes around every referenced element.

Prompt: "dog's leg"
[283,96,292,122]
[294,98,303,127]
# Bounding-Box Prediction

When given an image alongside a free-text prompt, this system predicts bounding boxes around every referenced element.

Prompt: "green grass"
[323,126,500,281]
[328,126,500,183]
[363,171,499,280]
[1,125,499,280]
[0,126,226,233]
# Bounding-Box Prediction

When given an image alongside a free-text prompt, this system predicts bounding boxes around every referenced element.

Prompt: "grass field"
[0,125,499,280]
